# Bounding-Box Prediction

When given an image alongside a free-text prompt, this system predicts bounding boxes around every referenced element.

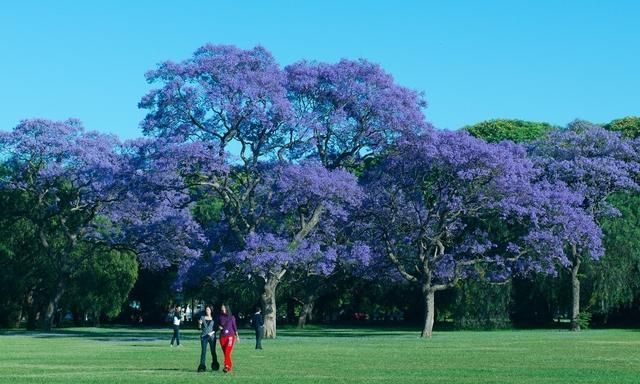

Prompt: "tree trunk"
[23,287,38,330]
[42,282,65,331]
[261,277,280,339]
[421,287,436,338]
[12,307,23,328]
[93,310,101,327]
[570,258,581,331]
[297,294,316,329]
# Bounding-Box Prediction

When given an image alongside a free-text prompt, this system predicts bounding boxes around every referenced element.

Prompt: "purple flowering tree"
[360,130,602,338]
[234,160,364,337]
[139,44,425,337]
[0,119,211,329]
[527,121,640,330]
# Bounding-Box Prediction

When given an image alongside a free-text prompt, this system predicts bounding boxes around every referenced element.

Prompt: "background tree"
[604,116,640,139]
[591,192,640,321]
[359,131,596,337]
[0,182,43,328]
[527,121,640,330]
[464,119,554,143]
[0,120,209,329]
[64,246,138,326]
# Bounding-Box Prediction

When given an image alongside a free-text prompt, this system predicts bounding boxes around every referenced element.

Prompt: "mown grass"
[1,326,639,383]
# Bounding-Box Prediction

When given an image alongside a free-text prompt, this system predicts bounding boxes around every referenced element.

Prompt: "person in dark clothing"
[218,303,239,373]
[170,305,182,347]
[251,306,264,350]
[197,305,219,372]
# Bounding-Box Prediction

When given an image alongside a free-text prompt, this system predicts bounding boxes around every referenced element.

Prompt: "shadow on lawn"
[0,327,188,341]
[277,325,423,338]
[0,324,435,340]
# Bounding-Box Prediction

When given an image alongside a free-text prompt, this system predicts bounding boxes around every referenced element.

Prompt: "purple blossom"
[0,119,212,271]
[359,130,601,286]
[286,58,430,168]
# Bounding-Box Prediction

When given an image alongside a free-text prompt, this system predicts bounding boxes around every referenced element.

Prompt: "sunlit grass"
[1,326,639,383]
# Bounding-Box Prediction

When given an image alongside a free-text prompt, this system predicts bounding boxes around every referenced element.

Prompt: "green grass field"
[1,326,639,383]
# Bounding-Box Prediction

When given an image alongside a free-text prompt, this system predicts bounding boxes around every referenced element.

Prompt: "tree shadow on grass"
[0,324,453,340]
[277,325,425,338]
[0,326,199,342]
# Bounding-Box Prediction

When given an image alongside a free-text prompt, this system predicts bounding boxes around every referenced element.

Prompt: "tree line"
[1,44,639,338]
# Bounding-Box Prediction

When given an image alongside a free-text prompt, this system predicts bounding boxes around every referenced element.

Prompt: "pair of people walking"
[198,304,239,374]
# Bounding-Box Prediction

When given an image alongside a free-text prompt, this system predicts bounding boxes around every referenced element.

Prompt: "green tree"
[454,279,512,329]
[465,119,554,143]
[591,192,640,319]
[604,116,640,139]
[0,192,44,328]
[64,246,138,326]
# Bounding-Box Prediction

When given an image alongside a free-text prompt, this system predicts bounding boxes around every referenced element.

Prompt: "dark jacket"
[251,312,264,330]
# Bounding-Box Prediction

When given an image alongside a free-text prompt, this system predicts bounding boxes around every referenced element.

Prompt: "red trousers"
[219,335,235,370]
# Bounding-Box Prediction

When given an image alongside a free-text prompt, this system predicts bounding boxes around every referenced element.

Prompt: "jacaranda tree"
[527,120,640,330]
[360,130,602,338]
[233,161,367,336]
[139,44,427,337]
[0,119,209,329]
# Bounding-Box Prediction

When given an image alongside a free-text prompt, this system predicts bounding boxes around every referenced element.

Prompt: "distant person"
[251,306,264,350]
[197,305,219,372]
[170,305,182,347]
[218,303,239,373]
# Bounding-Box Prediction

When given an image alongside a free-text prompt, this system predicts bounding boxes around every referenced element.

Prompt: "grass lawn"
[1,326,639,383]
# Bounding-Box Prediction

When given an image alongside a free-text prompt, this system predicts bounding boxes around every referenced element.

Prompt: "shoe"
[197,364,206,372]
[223,366,230,373]
[211,361,220,371]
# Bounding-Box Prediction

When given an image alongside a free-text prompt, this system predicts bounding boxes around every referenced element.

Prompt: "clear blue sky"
[1,0,638,139]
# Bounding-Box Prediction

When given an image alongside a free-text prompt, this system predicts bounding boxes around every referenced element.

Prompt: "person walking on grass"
[218,303,239,373]
[197,305,220,372]
[170,305,182,347]
[251,305,264,350]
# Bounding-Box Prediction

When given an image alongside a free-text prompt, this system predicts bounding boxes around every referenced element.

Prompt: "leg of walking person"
[219,335,235,372]
[198,336,208,372]
[171,325,178,346]
[255,326,263,349]
[175,326,180,346]
[209,336,219,370]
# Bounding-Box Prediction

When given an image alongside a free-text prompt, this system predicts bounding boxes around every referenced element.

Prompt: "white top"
[173,315,181,326]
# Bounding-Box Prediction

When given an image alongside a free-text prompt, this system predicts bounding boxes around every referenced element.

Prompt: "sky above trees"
[1,0,639,139]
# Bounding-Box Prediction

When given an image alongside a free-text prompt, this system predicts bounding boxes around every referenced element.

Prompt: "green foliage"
[465,119,554,143]
[591,192,640,314]
[65,247,138,320]
[604,116,640,138]
[510,275,568,327]
[125,268,178,325]
[453,279,512,329]
[577,310,592,330]
[0,187,46,327]
[191,195,224,224]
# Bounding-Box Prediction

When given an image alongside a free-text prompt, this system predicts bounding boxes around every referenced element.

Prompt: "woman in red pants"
[218,303,239,373]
